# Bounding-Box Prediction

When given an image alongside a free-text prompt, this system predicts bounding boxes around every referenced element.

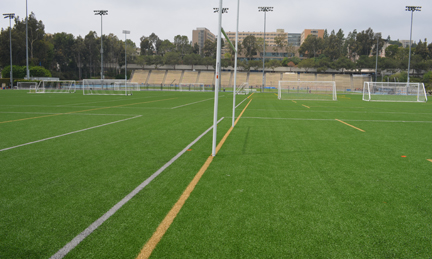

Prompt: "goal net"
[179,83,204,92]
[278,81,337,101]
[83,79,133,95]
[16,82,37,91]
[31,80,76,93]
[362,82,428,102]
[236,82,249,95]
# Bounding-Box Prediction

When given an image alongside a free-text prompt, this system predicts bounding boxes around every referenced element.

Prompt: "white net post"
[83,79,133,95]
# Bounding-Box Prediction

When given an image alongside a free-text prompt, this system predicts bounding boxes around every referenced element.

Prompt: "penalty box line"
[137,99,254,259]
[49,117,225,259]
[0,116,142,152]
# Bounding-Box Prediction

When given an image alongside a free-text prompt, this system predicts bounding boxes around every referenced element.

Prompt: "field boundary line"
[241,117,432,123]
[0,98,176,124]
[171,97,214,109]
[49,118,224,259]
[0,116,142,152]
[335,119,365,132]
[235,93,253,108]
[0,112,140,117]
[427,159,432,163]
[137,99,253,259]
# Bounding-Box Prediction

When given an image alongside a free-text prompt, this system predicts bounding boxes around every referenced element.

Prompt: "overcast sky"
[2,0,431,47]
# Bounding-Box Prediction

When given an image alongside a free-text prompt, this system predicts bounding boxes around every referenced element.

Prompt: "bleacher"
[266,73,282,87]
[335,74,352,91]
[353,75,371,92]
[181,71,198,84]
[231,72,248,87]
[281,73,298,81]
[248,73,262,87]
[221,72,232,88]
[164,70,182,85]
[147,70,166,85]
[299,73,316,81]
[131,70,149,84]
[198,71,215,85]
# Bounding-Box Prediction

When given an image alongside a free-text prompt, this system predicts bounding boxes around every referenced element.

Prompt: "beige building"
[192,28,216,55]
[300,29,325,45]
[225,29,288,48]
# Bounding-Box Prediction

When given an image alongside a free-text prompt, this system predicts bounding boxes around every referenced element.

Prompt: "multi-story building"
[192,28,216,55]
[288,33,301,47]
[399,40,414,48]
[300,29,325,45]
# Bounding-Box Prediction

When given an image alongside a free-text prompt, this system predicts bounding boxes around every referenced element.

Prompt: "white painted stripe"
[0,116,142,152]
[0,112,140,117]
[49,117,224,259]
[171,97,214,109]
[241,117,432,123]
[235,96,249,108]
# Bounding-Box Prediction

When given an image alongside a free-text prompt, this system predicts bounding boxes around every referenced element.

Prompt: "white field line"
[171,97,214,109]
[241,117,432,123]
[235,96,250,109]
[0,112,141,117]
[245,109,432,115]
[49,117,225,259]
[0,116,142,152]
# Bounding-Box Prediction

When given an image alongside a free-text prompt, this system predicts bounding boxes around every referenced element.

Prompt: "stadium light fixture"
[123,30,130,87]
[258,7,273,92]
[213,8,229,13]
[405,6,421,83]
[375,32,381,82]
[4,13,15,88]
[94,10,108,80]
[26,0,30,79]
[232,0,240,128]
[212,0,224,157]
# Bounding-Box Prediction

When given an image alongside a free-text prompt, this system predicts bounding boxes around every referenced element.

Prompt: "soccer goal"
[236,82,249,95]
[16,82,38,91]
[83,79,133,95]
[362,82,428,102]
[278,81,337,101]
[179,83,205,92]
[31,80,76,93]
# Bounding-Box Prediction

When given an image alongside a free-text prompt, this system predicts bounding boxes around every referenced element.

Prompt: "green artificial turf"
[1,90,431,258]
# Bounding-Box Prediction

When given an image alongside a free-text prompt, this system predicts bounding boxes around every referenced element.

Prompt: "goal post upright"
[363,82,427,102]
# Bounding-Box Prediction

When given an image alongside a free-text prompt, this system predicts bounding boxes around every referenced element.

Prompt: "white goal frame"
[114,82,140,92]
[83,79,133,95]
[362,82,427,102]
[236,82,249,95]
[15,82,37,91]
[278,81,337,101]
[179,83,205,92]
[31,80,76,93]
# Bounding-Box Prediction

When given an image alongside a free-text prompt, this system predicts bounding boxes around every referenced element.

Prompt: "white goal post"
[15,82,37,91]
[278,81,337,101]
[236,82,249,95]
[179,83,205,92]
[30,80,76,93]
[82,79,134,95]
[362,82,428,102]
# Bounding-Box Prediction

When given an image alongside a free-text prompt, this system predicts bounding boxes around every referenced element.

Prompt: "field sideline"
[1,90,431,258]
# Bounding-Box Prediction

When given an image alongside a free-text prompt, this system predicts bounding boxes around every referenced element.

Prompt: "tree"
[266,59,281,71]
[183,53,201,70]
[297,58,316,72]
[414,40,429,60]
[334,56,354,72]
[203,40,216,58]
[153,55,163,68]
[173,35,189,56]
[356,55,374,72]
[158,40,175,56]
[242,35,257,60]
[298,35,324,58]
[355,28,375,56]
[273,35,286,53]
[385,44,399,59]
[164,51,181,69]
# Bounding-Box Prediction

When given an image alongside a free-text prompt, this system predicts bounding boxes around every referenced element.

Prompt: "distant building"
[288,33,301,47]
[192,28,216,55]
[399,40,414,48]
[300,29,325,45]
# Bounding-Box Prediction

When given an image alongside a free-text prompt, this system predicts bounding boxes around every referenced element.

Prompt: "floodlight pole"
[123,30,130,95]
[26,0,30,79]
[258,7,273,93]
[4,13,15,88]
[94,10,108,80]
[232,0,240,128]
[406,6,421,83]
[212,0,223,157]
[375,33,380,82]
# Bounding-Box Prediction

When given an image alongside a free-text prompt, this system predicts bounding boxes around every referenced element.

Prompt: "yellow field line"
[247,92,255,99]
[0,98,177,124]
[302,104,310,109]
[292,100,297,103]
[136,99,253,259]
[427,159,432,163]
[335,119,365,132]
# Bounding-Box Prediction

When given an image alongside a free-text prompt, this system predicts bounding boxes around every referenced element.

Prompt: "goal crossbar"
[362,82,427,102]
